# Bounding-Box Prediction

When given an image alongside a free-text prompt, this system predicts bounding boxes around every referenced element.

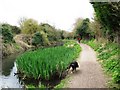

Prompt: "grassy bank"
[16,40,81,88]
[2,43,24,58]
[82,40,120,89]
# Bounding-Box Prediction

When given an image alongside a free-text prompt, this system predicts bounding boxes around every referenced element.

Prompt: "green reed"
[16,41,81,80]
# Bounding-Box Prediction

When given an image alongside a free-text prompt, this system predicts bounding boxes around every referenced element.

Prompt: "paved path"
[66,43,107,88]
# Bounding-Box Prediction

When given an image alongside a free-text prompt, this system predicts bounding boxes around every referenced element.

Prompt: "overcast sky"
[0,0,94,31]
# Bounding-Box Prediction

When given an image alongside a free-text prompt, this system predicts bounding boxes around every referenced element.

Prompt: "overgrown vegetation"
[11,25,21,35]
[90,2,120,43]
[82,40,120,88]
[32,31,50,47]
[0,24,14,43]
[72,18,95,40]
[1,19,73,58]
[16,41,81,82]
[18,18,73,47]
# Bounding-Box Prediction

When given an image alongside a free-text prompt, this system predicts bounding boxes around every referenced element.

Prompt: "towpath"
[66,43,107,88]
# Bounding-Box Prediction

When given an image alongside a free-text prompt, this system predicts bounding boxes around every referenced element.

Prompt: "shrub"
[41,31,50,46]
[11,26,21,34]
[32,31,50,47]
[32,32,43,46]
[0,23,13,43]
[20,18,40,34]
[40,23,61,41]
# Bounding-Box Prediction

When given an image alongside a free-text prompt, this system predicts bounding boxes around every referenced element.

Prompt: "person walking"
[77,37,81,43]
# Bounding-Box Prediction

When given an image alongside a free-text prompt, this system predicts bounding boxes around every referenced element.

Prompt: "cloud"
[0,0,94,31]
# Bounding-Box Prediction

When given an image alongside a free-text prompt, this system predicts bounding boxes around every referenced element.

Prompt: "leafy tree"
[67,32,74,39]
[40,23,60,41]
[89,16,103,41]
[0,23,13,43]
[75,18,91,39]
[59,30,69,39]
[72,18,84,38]
[20,18,40,34]
[91,2,120,42]
[11,26,21,34]
[58,30,65,39]
[32,31,50,47]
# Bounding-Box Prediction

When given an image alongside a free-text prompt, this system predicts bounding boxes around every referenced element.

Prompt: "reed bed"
[16,41,81,80]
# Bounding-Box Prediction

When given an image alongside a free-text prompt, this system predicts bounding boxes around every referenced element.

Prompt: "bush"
[11,26,21,34]
[20,18,40,34]
[97,43,120,84]
[41,31,50,46]
[32,32,43,46]
[32,31,50,47]
[0,23,14,43]
[40,23,61,41]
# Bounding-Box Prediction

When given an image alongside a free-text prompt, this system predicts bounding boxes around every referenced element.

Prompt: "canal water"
[0,53,23,89]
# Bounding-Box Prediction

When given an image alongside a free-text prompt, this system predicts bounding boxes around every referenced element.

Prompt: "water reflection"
[0,62,23,89]
[2,58,14,76]
[0,53,23,89]
[2,53,20,76]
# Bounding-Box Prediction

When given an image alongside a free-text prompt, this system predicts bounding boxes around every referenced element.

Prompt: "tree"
[20,18,40,34]
[91,2,120,42]
[72,18,84,38]
[11,26,21,34]
[59,30,70,39]
[89,15,103,41]
[40,23,61,41]
[75,18,91,39]
[32,31,50,47]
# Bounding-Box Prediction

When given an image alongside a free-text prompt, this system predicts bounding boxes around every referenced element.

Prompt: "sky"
[0,0,94,31]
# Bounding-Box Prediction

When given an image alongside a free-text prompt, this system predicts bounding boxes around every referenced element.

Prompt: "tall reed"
[16,41,81,80]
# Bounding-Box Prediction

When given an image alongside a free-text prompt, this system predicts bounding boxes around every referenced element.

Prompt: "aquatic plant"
[16,41,81,80]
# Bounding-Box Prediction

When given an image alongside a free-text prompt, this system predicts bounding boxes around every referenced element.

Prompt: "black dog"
[67,61,79,72]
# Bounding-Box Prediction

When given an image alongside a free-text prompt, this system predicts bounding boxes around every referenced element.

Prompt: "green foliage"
[74,18,94,40]
[26,84,46,89]
[55,77,69,88]
[59,30,72,40]
[11,26,21,34]
[32,32,43,46]
[13,43,21,50]
[91,2,120,42]
[41,31,50,46]
[72,18,84,38]
[81,39,100,50]
[40,23,61,41]
[20,18,40,34]
[32,31,50,46]
[76,18,89,36]
[89,16,103,41]
[98,43,120,85]
[16,41,81,80]
[0,23,14,43]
